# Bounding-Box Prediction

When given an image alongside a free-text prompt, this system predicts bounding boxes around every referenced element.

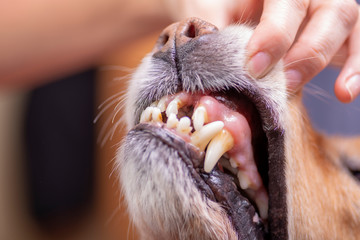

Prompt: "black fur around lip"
[128,123,266,239]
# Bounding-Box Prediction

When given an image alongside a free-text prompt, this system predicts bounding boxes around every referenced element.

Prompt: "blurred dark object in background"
[25,69,95,227]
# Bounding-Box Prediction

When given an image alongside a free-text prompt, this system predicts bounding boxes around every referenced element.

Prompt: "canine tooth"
[192,106,208,131]
[152,107,162,122]
[157,97,167,112]
[140,107,154,123]
[166,98,182,117]
[256,194,269,219]
[177,117,192,134]
[237,170,251,190]
[229,158,237,169]
[166,113,179,128]
[191,121,224,151]
[204,129,234,173]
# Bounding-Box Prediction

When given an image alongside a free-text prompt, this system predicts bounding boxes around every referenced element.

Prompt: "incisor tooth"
[177,117,192,134]
[204,129,234,173]
[152,107,162,122]
[166,113,179,128]
[191,121,224,151]
[157,97,167,112]
[229,158,237,169]
[192,106,208,131]
[166,98,182,117]
[140,107,154,123]
[237,170,250,190]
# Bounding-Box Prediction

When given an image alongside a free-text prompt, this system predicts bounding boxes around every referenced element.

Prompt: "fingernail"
[285,69,302,92]
[248,52,271,78]
[345,74,360,101]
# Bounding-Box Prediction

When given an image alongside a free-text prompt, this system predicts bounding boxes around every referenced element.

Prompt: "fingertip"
[335,74,360,103]
[247,51,272,79]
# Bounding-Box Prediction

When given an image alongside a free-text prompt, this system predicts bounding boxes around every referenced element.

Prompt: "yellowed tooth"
[152,107,162,122]
[192,106,208,131]
[150,101,158,107]
[177,117,192,134]
[204,129,234,173]
[157,97,167,112]
[229,158,238,169]
[237,170,251,190]
[166,98,182,117]
[166,113,179,128]
[256,193,269,220]
[140,107,154,123]
[191,121,224,151]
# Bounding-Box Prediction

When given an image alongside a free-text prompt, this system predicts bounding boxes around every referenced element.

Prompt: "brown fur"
[286,95,360,239]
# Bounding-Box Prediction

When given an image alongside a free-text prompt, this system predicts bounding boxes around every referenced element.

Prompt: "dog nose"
[154,18,218,53]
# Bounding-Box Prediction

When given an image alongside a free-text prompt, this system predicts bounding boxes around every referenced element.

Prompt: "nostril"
[155,33,170,51]
[160,34,169,47]
[185,24,196,38]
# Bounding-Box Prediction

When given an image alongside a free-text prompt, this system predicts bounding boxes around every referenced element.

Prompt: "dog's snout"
[154,18,218,53]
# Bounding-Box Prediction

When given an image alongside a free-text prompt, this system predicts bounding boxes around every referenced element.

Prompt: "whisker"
[93,95,125,123]
[98,91,124,110]
[99,65,134,73]
[94,94,125,124]
[283,56,318,68]
[100,118,124,147]
[303,83,333,102]
[113,74,132,82]
[110,118,125,141]
[112,100,126,124]
[105,204,121,227]
[97,115,113,145]
[237,3,249,24]
[284,52,347,69]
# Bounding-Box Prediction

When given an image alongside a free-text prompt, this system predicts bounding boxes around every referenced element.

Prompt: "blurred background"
[1,1,360,240]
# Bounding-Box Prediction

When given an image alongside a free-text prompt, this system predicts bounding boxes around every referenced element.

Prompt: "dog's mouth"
[135,88,272,238]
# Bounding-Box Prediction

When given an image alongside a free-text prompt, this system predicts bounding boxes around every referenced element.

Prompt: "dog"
[118,18,360,239]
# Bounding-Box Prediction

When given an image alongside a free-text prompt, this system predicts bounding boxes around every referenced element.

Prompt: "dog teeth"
[256,192,268,219]
[191,121,224,151]
[150,101,158,107]
[177,117,192,134]
[204,129,234,173]
[140,96,269,220]
[237,170,251,190]
[152,107,162,122]
[157,97,167,112]
[166,98,182,117]
[140,107,154,123]
[166,113,179,128]
[229,158,238,169]
[192,106,208,131]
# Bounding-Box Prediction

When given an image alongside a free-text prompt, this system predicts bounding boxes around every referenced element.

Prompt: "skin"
[164,0,360,103]
[0,0,171,89]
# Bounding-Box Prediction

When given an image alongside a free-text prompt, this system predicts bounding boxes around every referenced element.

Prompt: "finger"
[330,44,348,68]
[246,0,309,78]
[284,0,359,92]
[335,7,360,103]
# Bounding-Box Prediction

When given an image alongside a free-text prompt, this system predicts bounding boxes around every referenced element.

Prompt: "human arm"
[0,0,170,89]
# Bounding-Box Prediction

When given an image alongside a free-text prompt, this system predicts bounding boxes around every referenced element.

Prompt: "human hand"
[163,0,360,103]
